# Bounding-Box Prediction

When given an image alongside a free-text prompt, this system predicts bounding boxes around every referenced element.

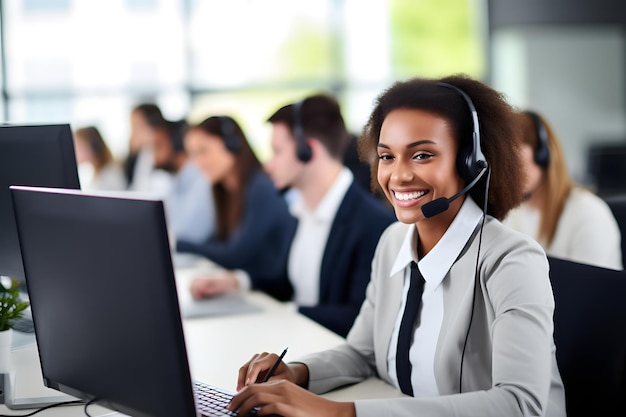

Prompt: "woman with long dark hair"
[176,115,295,301]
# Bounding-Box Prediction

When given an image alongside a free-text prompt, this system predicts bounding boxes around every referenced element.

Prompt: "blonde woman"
[74,126,127,191]
[504,110,622,270]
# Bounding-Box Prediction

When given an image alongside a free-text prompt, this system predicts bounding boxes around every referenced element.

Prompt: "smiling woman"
[376,109,464,234]
[226,75,567,417]
[360,76,524,222]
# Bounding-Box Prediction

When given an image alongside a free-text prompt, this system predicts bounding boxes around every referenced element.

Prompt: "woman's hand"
[189,273,238,299]
[227,380,355,417]
[237,352,307,390]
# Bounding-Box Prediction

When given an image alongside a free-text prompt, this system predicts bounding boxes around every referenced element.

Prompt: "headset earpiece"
[438,82,488,184]
[89,136,104,155]
[219,116,241,154]
[525,110,550,169]
[168,120,187,153]
[292,99,312,163]
[456,145,477,184]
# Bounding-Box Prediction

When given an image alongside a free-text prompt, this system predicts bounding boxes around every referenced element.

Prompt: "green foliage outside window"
[389,0,484,79]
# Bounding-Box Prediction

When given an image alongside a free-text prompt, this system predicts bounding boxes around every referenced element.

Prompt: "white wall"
[491,25,626,184]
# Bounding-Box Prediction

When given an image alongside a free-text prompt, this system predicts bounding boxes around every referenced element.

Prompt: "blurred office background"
[0,0,624,194]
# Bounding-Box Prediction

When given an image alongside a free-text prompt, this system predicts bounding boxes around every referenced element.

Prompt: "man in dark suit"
[264,94,396,336]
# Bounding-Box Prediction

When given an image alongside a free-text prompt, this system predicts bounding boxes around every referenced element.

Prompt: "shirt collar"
[390,196,484,287]
[291,167,353,222]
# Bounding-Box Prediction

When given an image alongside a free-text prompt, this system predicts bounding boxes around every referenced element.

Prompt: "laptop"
[173,255,261,319]
[10,186,265,417]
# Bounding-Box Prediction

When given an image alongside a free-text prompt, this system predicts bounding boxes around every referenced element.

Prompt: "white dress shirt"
[288,168,353,306]
[387,196,483,397]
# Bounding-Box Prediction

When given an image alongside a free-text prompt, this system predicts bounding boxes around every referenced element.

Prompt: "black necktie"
[396,261,425,396]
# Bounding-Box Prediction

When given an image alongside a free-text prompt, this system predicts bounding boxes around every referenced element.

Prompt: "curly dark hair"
[359,74,524,220]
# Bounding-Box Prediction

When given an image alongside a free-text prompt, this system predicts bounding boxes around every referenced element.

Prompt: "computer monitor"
[587,142,626,197]
[0,124,81,282]
[10,186,198,417]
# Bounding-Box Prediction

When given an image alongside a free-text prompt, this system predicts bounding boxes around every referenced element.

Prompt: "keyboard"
[194,382,238,416]
[194,382,269,417]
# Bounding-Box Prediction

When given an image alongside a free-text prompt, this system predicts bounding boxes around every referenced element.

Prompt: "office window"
[4,0,186,92]
[125,0,159,12]
[0,0,484,158]
[9,97,72,124]
[188,0,336,88]
[23,59,72,90]
[22,0,69,14]
[389,0,485,79]
[129,61,161,89]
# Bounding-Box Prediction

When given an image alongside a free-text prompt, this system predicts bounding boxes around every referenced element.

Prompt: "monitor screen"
[0,124,81,281]
[587,142,626,197]
[10,186,197,417]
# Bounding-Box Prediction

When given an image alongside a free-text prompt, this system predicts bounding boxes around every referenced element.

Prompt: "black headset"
[291,99,313,163]
[525,110,550,168]
[438,82,488,183]
[218,116,241,154]
[436,82,490,394]
[168,120,187,153]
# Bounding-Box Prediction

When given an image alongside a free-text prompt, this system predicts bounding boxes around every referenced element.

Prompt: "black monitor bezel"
[0,123,81,281]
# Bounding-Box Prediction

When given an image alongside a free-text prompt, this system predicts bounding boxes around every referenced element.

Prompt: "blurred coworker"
[73,126,127,191]
[152,119,215,245]
[504,110,622,270]
[185,98,396,337]
[125,103,171,197]
[264,94,396,336]
[177,116,296,301]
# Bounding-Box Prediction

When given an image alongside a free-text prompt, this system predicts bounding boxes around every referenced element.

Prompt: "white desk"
[0,265,403,416]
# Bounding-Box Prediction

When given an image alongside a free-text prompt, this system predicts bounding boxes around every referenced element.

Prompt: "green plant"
[0,279,29,331]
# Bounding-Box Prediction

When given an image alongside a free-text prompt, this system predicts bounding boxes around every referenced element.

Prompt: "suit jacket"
[298,181,395,337]
[176,171,296,301]
[299,219,566,417]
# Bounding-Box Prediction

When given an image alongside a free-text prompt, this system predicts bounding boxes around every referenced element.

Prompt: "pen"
[262,347,288,382]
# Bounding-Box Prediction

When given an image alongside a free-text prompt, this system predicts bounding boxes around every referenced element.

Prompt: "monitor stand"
[1,372,79,409]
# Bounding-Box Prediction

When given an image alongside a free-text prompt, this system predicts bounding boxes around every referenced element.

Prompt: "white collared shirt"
[288,168,354,306]
[387,196,483,397]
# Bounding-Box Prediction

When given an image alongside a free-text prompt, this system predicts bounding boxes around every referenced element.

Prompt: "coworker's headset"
[291,99,313,163]
[524,110,550,169]
[169,120,187,153]
[420,82,489,218]
[218,116,241,154]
